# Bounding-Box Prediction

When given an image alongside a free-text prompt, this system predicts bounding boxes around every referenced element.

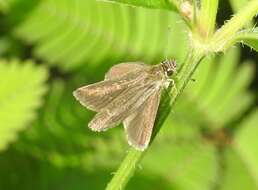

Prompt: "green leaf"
[98,0,179,11]
[142,140,219,190]
[235,28,258,51]
[0,148,173,190]
[12,0,188,71]
[0,59,48,151]
[175,47,255,128]
[15,79,127,169]
[221,28,258,52]
[220,148,258,190]
[233,109,258,186]
[3,1,257,190]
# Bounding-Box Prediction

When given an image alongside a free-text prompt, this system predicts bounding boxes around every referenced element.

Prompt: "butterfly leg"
[166,78,178,95]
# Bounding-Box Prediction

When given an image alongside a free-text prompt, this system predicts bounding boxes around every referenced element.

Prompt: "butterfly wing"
[105,62,149,80]
[88,75,158,132]
[73,62,149,112]
[123,87,161,151]
[73,79,128,112]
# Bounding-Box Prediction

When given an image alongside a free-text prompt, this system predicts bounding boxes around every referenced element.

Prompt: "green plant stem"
[105,48,204,190]
[211,0,258,51]
[198,0,219,38]
[106,149,142,190]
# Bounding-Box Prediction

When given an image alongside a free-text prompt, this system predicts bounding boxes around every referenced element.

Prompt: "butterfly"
[73,59,177,151]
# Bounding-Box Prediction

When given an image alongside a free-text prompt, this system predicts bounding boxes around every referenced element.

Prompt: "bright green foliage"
[142,141,218,190]
[234,110,258,185]
[0,0,257,190]
[178,48,255,128]
[10,48,257,190]
[15,79,127,168]
[0,59,48,151]
[221,148,258,190]
[13,0,187,71]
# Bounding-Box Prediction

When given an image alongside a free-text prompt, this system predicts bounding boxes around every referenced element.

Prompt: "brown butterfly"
[73,59,176,151]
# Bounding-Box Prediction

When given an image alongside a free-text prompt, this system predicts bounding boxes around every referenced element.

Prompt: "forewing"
[105,62,149,80]
[73,80,128,112]
[88,76,158,132]
[74,62,150,112]
[123,87,161,151]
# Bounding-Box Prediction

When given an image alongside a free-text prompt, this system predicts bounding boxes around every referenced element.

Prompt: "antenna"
[164,25,172,61]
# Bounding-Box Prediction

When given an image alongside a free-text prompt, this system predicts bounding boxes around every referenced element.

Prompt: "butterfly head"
[161,59,177,77]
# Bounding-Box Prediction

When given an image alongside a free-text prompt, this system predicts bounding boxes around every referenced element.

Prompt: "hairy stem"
[105,48,204,190]
[211,0,258,51]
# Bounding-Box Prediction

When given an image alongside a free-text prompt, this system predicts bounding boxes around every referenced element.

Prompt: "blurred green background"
[0,0,257,189]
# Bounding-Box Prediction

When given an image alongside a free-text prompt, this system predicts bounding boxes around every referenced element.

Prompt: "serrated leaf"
[176,47,255,128]
[15,79,127,169]
[142,140,219,190]
[226,28,258,52]
[12,0,188,71]
[2,2,257,190]
[0,59,48,151]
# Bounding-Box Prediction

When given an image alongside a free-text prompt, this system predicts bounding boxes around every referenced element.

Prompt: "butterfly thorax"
[147,65,166,81]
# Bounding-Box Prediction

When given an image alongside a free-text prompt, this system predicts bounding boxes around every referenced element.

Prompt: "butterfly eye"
[166,69,174,76]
